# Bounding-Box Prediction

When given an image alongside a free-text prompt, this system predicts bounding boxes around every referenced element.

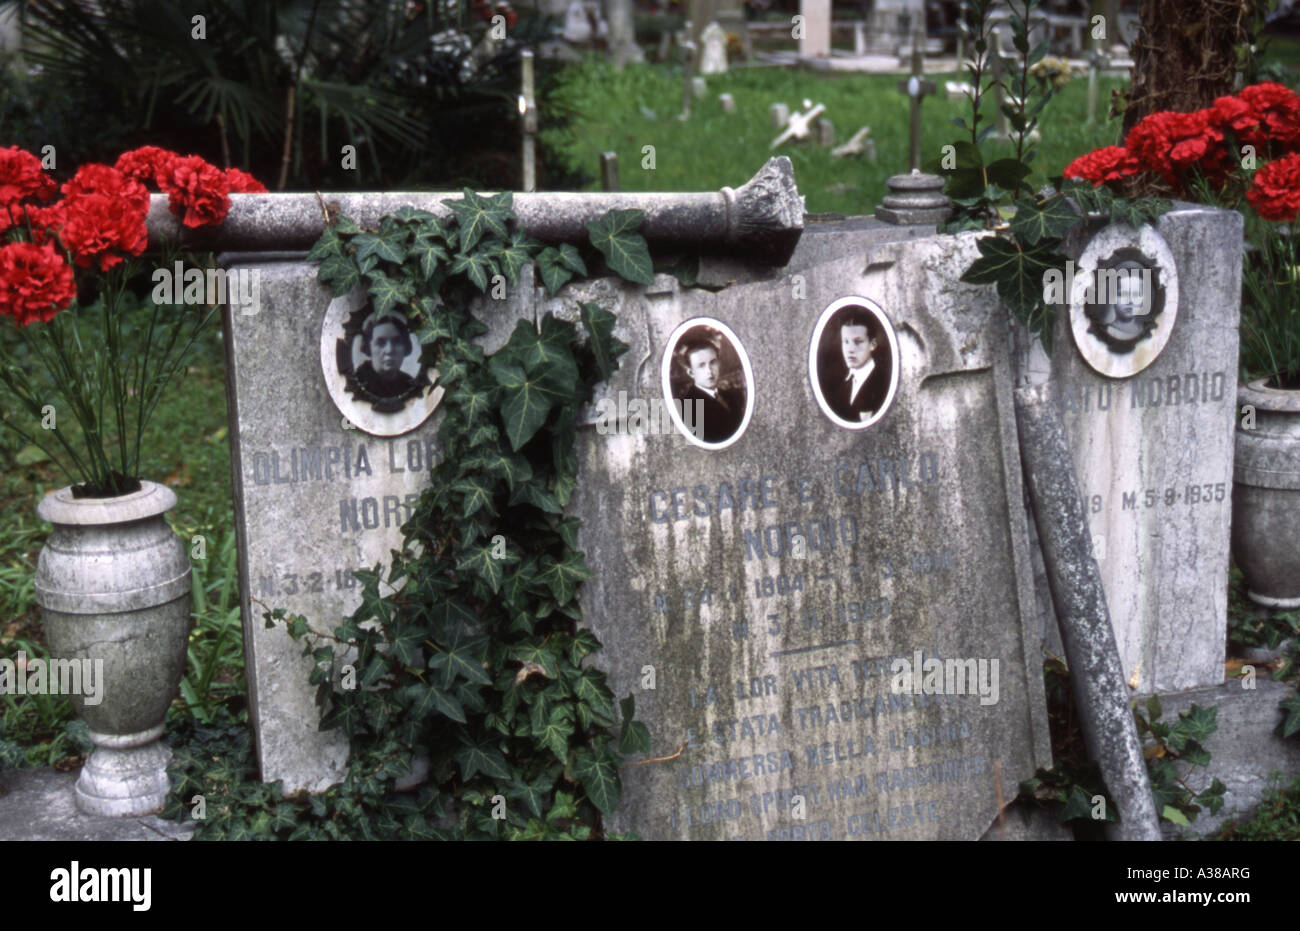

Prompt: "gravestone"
[798,0,831,59]
[190,170,806,794]
[221,261,472,792]
[699,22,728,75]
[565,226,1053,840]
[1050,208,1243,694]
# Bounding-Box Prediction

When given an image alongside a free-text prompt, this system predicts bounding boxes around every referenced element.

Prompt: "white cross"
[770,102,826,149]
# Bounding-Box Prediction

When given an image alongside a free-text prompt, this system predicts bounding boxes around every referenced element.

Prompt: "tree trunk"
[1122,0,1253,134]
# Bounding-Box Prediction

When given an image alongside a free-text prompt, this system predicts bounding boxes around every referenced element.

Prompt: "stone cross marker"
[699,21,728,75]
[1051,209,1243,694]
[566,226,1052,840]
[896,36,936,172]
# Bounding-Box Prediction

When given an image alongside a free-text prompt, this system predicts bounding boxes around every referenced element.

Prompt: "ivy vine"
[165,192,655,839]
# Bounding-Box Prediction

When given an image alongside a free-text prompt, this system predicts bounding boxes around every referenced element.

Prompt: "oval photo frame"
[660,317,755,450]
[1069,224,1179,379]
[319,287,445,437]
[809,296,900,430]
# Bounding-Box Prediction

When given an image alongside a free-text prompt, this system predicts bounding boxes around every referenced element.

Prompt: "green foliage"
[1019,659,1224,834]
[539,54,1126,218]
[168,195,647,839]
[1211,772,1300,841]
[1133,697,1226,828]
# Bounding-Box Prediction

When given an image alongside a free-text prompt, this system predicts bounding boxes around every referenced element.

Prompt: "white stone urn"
[1231,379,1300,607]
[33,481,192,816]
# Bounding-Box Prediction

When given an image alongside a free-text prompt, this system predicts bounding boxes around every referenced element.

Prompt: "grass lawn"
[541,57,1129,215]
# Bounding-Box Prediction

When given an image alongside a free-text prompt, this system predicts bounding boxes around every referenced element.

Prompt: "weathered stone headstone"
[798,0,831,59]
[1051,209,1243,694]
[193,171,807,794]
[699,21,729,75]
[770,102,791,128]
[718,92,736,114]
[565,226,1053,840]
[221,262,456,791]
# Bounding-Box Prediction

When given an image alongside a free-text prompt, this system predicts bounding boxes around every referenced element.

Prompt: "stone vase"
[33,481,192,816]
[1231,379,1300,607]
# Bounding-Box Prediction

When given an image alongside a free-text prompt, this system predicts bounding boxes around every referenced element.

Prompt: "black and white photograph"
[661,318,753,448]
[809,296,899,430]
[1069,224,1180,379]
[338,308,428,413]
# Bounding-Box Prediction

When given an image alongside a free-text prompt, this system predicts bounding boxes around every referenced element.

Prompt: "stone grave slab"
[220,256,527,792]
[564,227,1053,840]
[1051,207,1242,694]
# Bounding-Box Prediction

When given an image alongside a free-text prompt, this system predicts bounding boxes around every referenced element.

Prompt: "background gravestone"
[565,225,1053,840]
[1051,207,1243,694]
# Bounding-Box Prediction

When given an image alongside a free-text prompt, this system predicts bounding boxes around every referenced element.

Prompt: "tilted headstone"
[563,1,594,43]
[1050,209,1243,693]
[565,225,1052,840]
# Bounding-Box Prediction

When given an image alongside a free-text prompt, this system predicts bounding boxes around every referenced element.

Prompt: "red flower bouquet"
[1063,83,1300,383]
[0,146,265,495]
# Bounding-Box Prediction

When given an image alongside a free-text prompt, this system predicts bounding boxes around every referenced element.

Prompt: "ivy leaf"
[456,543,507,595]
[536,703,574,760]
[1279,689,1300,738]
[547,790,578,823]
[508,477,564,514]
[318,253,362,296]
[490,359,563,450]
[443,189,511,253]
[571,743,621,815]
[389,624,426,666]
[1167,704,1218,752]
[353,231,407,265]
[985,157,1032,194]
[451,251,497,292]
[307,227,343,261]
[536,551,592,605]
[961,234,1062,320]
[580,302,628,381]
[405,683,466,724]
[1196,778,1227,815]
[536,247,576,294]
[482,448,533,491]
[389,205,438,224]
[1161,804,1191,827]
[455,733,512,781]
[1009,195,1078,246]
[498,232,539,285]
[572,668,617,725]
[1059,785,1096,822]
[367,272,413,317]
[618,719,651,755]
[429,625,491,688]
[587,208,654,284]
[410,233,450,281]
[452,476,495,519]
[507,772,555,819]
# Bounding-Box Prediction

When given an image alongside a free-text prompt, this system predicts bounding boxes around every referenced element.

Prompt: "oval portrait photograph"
[809,296,899,430]
[1068,223,1179,379]
[660,317,754,450]
[320,287,444,437]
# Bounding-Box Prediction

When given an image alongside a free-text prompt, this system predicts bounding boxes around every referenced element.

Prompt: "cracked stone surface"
[0,767,193,841]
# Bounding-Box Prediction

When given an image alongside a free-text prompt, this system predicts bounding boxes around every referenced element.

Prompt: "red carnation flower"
[36,165,151,271]
[0,146,58,234]
[114,146,180,189]
[158,155,231,228]
[224,167,267,193]
[1125,109,1225,188]
[1239,82,1300,151]
[1247,152,1300,222]
[0,240,77,326]
[1063,146,1139,186]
